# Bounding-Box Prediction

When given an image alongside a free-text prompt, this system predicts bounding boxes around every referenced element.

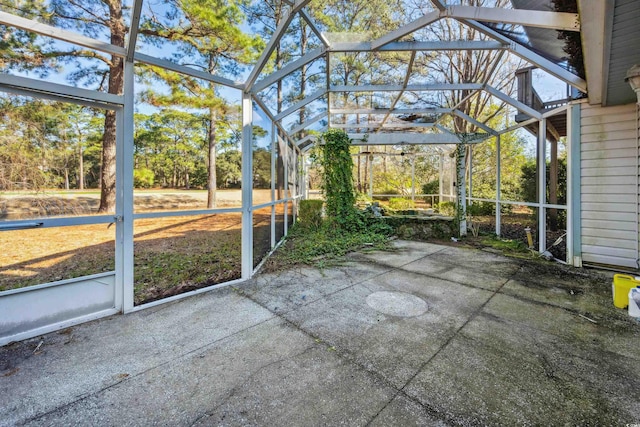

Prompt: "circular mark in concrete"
[366,291,428,317]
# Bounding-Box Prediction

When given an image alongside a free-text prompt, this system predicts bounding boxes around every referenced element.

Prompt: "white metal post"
[457,145,467,236]
[538,119,547,253]
[271,124,276,249]
[468,145,473,206]
[567,103,582,266]
[411,156,415,203]
[241,93,254,278]
[118,61,135,312]
[303,154,309,200]
[439,153,444,205]
[495,135,501,236]
[369,155,374,199]
[284,137,289,236]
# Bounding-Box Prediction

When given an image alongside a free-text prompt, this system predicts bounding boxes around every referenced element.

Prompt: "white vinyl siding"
[580,102,639,269]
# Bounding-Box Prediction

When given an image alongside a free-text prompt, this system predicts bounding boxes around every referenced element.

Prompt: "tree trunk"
[78,143,84,190]
[98,109,118,212]
[97,0,124,213]
[172,165,177,188]
[207,105,217,208]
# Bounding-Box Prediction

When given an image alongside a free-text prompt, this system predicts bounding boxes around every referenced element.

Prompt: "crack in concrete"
[189,344,318,427]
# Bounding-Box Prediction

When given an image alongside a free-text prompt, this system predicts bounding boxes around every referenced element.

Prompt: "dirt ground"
[0,190,284,305]
[472,212,568,261]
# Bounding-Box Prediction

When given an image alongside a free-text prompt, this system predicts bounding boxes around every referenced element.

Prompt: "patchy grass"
[0,192,279,305]
[262,223,392,272]
[0,211,246,306]
[479,234,531,254]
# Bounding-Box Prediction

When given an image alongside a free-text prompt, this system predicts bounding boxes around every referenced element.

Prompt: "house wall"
[580,102,639,268]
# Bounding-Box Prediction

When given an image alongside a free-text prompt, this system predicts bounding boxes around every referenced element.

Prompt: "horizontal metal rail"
[0,221,43,230]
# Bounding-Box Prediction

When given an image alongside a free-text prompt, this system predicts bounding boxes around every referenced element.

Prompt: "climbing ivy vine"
[318,129,358,229]
[455,143,467,237]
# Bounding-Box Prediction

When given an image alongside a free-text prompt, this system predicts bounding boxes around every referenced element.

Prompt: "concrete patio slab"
[400,256,509,291]
[241,260,392,314]
[1,240,639,426]
[350,239,445,268]
[1,289,274,427]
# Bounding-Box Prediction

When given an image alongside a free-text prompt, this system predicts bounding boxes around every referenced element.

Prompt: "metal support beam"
[251,94,297,149]
[288,112,327,136]
[251,47,325,94]
[485,85,542,119]
[468,145,473,206]
[0,73,123,106]
[330,108,452,115]
[347,133,461,145]
[537,119,547,253]
[299,9,330,47]
[439,153,444,204]
[495,135,501,236]
[496,117,538,135]
[567,103,582,266]
[453,110,497,135]
[431,0,447,11]
[295,134,317,148]
[463,19,587,92]
[0,83,118,111]
[448,5,580,32]
[245,0,312,90]
[457,145,467,236]
[326,52,332,130]
[330,83,483,93]
[331,122,435,130]
[371,10,442,50]
[0,11,126,57]
[283,135,289,236]
[119,61,135,313]
[241,93,254,279]
[270,123,276,249]
[126,0,144,61]
[134,53,243,90]
[329,40,506,52]
[274,89,326,121]
[435,124,456,135]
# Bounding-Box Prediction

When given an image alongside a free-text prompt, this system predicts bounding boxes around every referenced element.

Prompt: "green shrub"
[133,168,155,188]
[436,201,456,216]
[467,201,513,216]
[421,180,439,205]
[298,199,323,229]
[388,197,415,210]
[467,201,494,216]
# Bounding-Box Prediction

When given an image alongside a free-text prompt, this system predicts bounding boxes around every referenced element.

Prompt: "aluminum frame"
[0,0,590,342]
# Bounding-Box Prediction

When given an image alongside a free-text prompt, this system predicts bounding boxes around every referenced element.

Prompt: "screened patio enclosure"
[0,0,586,344]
